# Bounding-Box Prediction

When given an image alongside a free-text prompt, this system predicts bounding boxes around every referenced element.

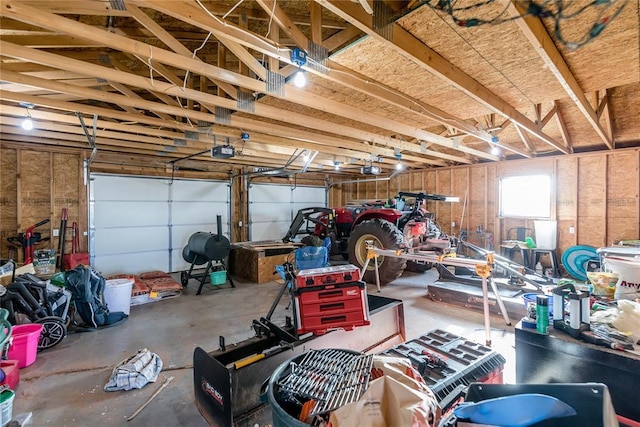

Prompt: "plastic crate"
[209,270,227,286]
[379,329,506,412]
[295,264,361,289]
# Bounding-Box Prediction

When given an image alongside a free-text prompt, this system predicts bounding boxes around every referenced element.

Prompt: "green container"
[209,270,227,286]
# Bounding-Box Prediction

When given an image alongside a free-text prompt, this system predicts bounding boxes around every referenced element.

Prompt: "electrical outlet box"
[83,231,88,236]
[53,229,59,237]
[569,226,575,234]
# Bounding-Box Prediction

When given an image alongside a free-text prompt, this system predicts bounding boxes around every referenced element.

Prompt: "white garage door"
[90,175,229,276]
[249,183,326,241]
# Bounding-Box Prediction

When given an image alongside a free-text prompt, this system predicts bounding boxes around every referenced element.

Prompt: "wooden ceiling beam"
[126,1,475,162]
[253,0,498,160]
[317,0,569,155]
[0,38,457,165]
[0,34,101,48]
[322,25,361,52]
[0,87,407,164]
[553,101,573,153]
[14,1,130,16]
[124,2,238,99]
[509,1,613,150]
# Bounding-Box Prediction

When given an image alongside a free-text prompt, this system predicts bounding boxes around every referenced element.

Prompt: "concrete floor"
[13,269,515,426]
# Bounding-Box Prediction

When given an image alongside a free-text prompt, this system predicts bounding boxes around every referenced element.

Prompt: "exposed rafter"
[508,1,613,150]
[317,0,570,155]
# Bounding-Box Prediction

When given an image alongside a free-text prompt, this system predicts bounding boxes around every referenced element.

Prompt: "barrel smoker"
[180,215,235,294]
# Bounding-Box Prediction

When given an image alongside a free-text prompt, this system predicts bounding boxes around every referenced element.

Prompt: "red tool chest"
[294,280,370,335]
[295,264,361,289]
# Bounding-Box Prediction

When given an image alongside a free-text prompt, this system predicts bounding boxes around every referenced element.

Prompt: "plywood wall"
[0,146,87,262]
[329,147,640,255]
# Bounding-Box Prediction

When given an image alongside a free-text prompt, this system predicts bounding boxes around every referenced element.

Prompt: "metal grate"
[173,138,187,146]
[276,349,373,416]
[184,130,200,140]
[237,91,255,113]
[109,0,127,11]
[373,0,395,41]
[265,70,285,96]
[214,106,231,125]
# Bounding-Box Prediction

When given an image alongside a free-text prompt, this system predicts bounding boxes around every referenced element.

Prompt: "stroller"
[0,270,70,350]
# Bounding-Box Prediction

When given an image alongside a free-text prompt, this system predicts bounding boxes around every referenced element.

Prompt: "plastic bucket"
[534,220,557,250]
[0,389,14,427]
[522,293,554,317]
[104,279,134,316]
[209,270,227,286]
[264,350,361,427]
[7,324,43,368]
[602,256,640,300]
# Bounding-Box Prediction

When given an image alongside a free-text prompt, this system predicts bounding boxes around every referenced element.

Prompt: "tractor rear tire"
[348,219,406,286]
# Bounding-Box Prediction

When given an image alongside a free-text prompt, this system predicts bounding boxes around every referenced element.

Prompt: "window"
[500,174,551,218]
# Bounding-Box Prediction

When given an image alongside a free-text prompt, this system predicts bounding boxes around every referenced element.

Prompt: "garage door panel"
[94,252,168,277]
[171,202,229,225]
[94,201,169,227]
[171,180,228,202]
[171,223,230,247]
[93,176,168,201]
[251,221,290,242]
[292,187,326,204]
[251,204,290,222]
[249,185,290,203]
[94,227,168,254]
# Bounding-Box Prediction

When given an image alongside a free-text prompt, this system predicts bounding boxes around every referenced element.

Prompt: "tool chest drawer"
[299,297,364,317]
[295,264,361,288]
[295,282,365,305]
[297,309,370,335]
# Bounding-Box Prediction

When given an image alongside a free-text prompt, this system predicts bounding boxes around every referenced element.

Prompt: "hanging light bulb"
[21,115,33,131]
[293,69,306,88]
[396,162,403,170]
[491,146,500,155]
[302,151,310,162]
[334,162,340,171]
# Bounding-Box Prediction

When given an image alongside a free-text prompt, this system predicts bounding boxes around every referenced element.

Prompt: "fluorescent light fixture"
[21,117,33,131]
[293,70,306,88]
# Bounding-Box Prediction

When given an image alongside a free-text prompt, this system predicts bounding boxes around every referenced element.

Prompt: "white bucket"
[104,279,134,316]
[534,220,557,250]
[602,256,640,300]
[0,389,14,427]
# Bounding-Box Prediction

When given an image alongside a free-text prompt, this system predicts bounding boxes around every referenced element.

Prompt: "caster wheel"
[180,271,189,287]
[35,316,67,350]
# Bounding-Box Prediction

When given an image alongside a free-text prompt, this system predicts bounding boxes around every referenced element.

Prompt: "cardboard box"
[33,249,56,275]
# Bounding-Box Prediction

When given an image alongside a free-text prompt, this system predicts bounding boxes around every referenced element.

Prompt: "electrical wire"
[418,0,629,49]
[222,0,245,20]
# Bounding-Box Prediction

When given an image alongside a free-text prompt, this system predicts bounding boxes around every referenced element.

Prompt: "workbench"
[515,322,640,424]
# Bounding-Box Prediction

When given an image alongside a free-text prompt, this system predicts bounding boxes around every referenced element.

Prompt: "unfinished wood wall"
[0,144,87,262]
[329,147,640,254]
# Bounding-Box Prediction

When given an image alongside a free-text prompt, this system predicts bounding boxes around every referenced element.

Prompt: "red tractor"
[283,192,457,285]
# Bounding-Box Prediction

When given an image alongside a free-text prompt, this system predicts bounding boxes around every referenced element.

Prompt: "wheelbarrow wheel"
[35,316,67,350]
